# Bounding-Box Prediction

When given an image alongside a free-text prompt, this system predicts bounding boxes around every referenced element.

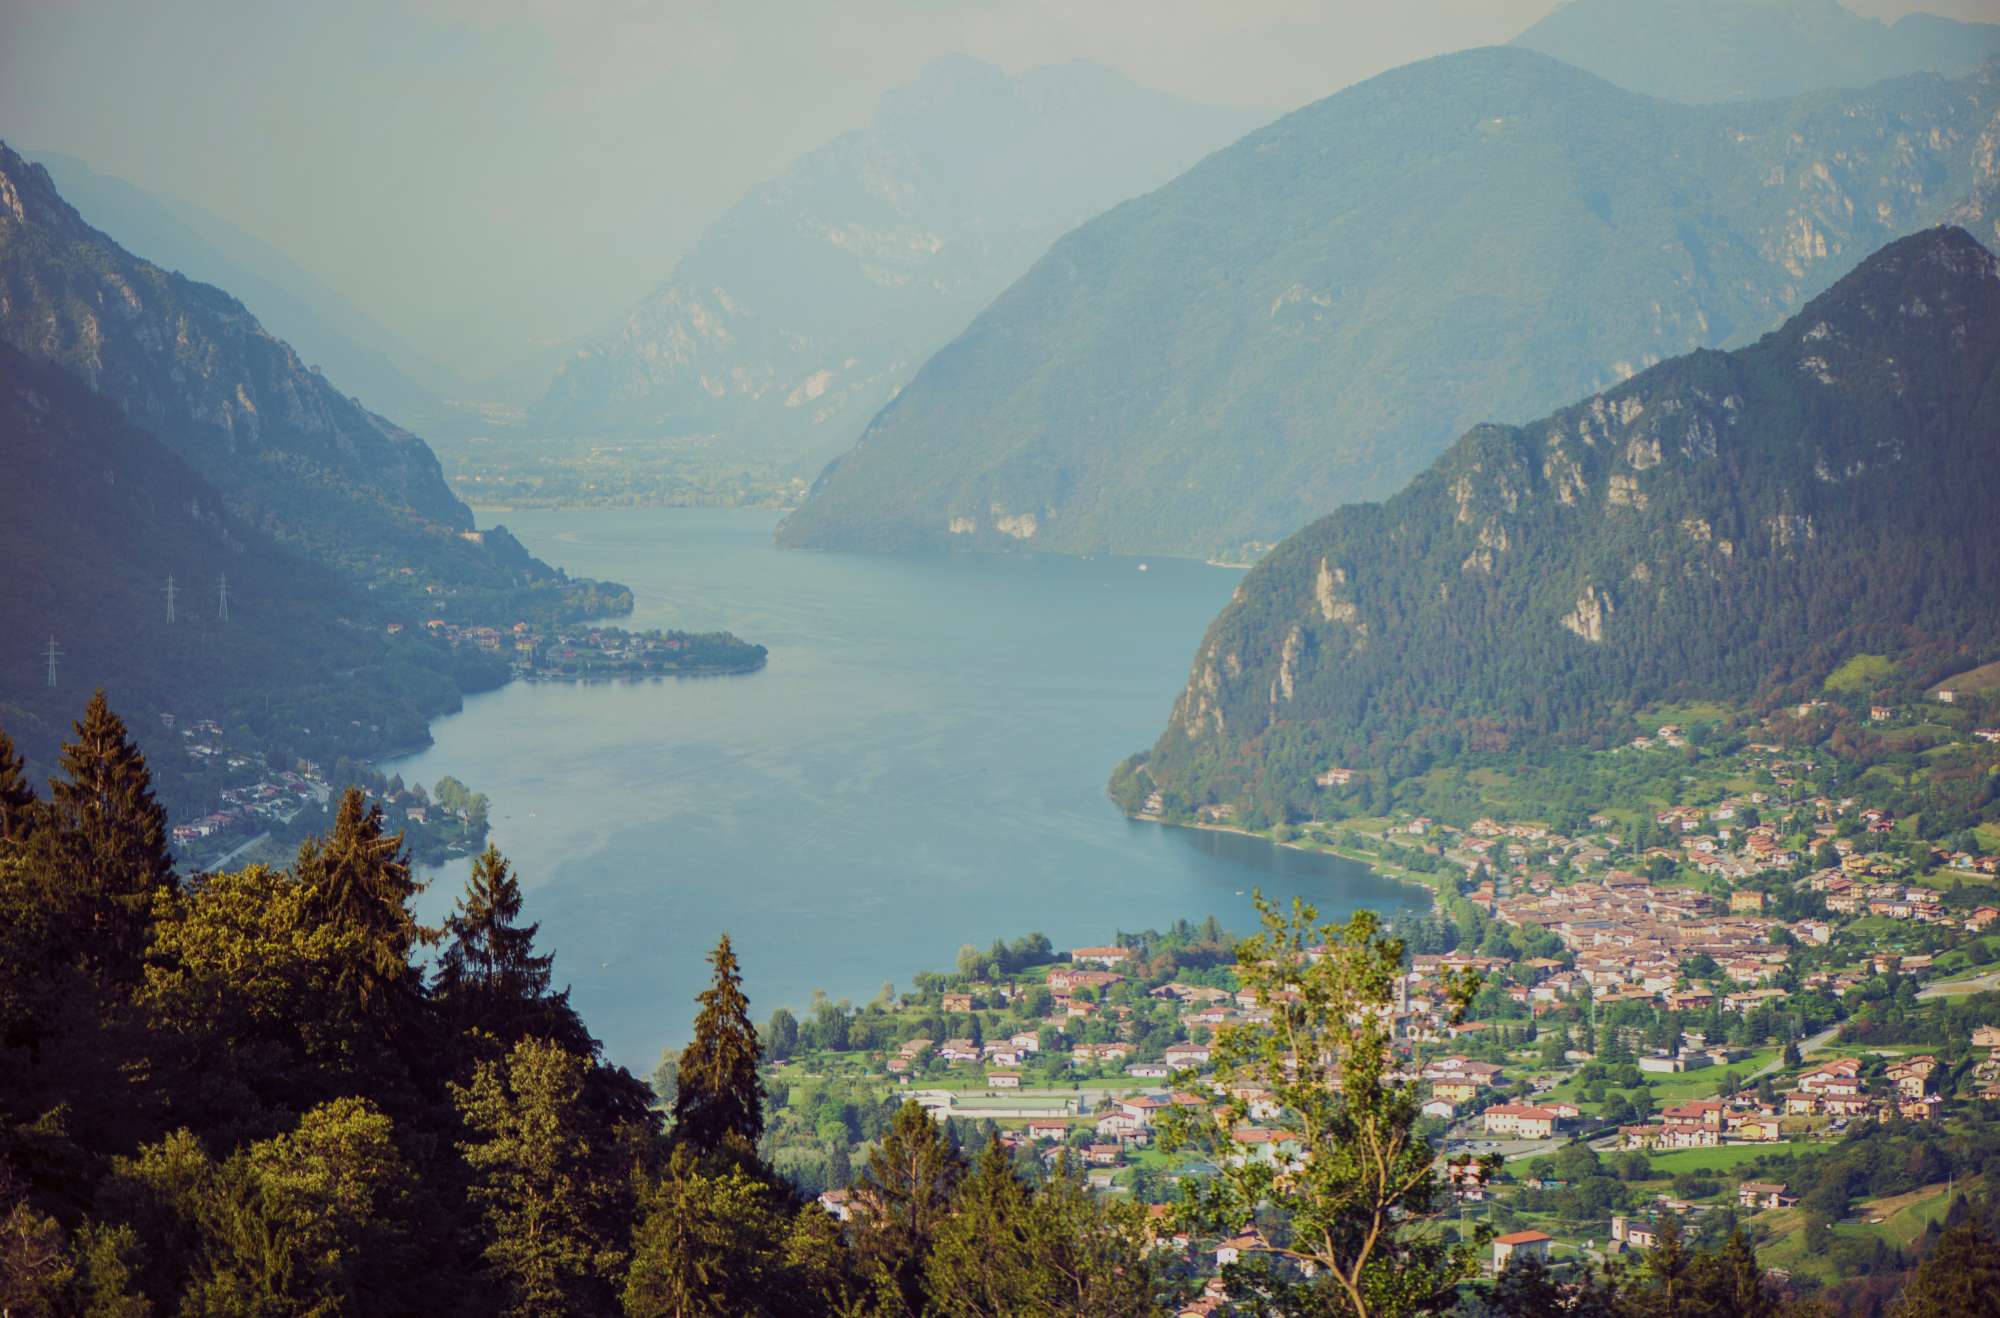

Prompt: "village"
[156,710,491,869]
[402,618,766,680]
[758,690,2000,1308]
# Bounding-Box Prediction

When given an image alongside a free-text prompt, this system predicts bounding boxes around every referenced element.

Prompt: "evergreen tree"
[622,1144,796,1318]
[295,788,431,1011]
[1896,1224,2000,1317]
[854,1099,964,1317]
[451,1037,634,1317]
[672,934,763,1155]
[1681,1230,1777,1318]
[1632,1214,1694,1316]
[1482,1255,1624,1316]
[435,845,555,1031]
[925,1138,1032,1313]
[0,729,37,846]
[40,692,173,977]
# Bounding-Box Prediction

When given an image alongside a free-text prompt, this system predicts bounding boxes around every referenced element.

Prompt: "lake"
[388,509,1424,1071]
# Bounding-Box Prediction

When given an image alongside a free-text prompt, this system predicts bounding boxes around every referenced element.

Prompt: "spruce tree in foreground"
[296,787,432,1011]
[854,1099,964,1317]
[43,691,174,978]
[672,933,764,1155]
[0,729,37,845]
[435,844,555,1030]
[1897,1223,2000,1317]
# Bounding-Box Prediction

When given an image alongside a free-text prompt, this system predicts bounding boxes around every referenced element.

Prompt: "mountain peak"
[778,59,2000,561]
[1810,224,1997,300]
[0,140,89,240]
[1771,226,1999,361]
[1513,0,2000,103]
[1134,231,2000,814]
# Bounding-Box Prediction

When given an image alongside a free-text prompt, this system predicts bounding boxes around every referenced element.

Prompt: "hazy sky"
[0,0,1984,382]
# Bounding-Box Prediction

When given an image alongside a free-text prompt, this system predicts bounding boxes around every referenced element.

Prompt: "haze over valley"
[6,1,2000,1313]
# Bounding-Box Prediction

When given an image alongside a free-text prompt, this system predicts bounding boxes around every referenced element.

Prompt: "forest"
[1137,229,2000,824]
[3,692,1995,1316]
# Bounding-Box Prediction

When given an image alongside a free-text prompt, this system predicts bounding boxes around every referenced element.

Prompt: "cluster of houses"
[161,713,330,851]
[1618,1094,1783,1150]
[1487,873,1787,1005]
[401,617,723,679]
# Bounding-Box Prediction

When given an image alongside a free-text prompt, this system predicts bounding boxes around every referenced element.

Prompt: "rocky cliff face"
[0,143,466,532]
[778,51,2000,563]
[0,142,612,608]
[529,56,1262,466]
[1139,228,2000,815]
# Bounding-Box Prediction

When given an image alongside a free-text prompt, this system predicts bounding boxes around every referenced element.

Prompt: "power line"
[165,573,178,624]
[44,635,62,688]
[217,573,230,623]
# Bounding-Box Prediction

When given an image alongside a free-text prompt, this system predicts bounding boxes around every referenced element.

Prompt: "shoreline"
[1126,811,1448,904]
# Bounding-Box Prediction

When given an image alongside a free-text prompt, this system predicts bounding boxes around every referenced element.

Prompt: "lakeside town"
[402,618,767,681]
[740,683,2000,1308]
[149,617,764,869]
[156,710,492,870]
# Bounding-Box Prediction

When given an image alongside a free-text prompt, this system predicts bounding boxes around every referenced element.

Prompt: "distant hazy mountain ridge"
[27,151,450,432]
[1131,228,2000,819]
[0,144,461,524]
[529,56,1263,465]
[0,140,602,605]
[1515,0,2000,103]
[778,49,2000,562]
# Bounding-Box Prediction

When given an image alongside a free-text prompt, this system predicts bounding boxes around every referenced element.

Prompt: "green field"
[1645,701,1736,727]
[1932,659,2000,695]
[1756,1179,1975,1278]
[1825,654,1895,694]
[1642,1142,1833,1175]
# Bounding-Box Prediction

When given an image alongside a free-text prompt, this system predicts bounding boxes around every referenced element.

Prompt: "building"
[1738,1182,1795,1211]
[1214,1231,1272,1267]
[1070,946,1131,968]
[1613,1217,1660,1250]
[1483,1104,1561,1139]
[1493,1231,1553,1271]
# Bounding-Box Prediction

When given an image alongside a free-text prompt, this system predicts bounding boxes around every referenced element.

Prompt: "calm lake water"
[388,509,1422,1070]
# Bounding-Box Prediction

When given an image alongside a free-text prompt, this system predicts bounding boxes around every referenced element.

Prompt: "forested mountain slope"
[0,344,509,812]
[28,150,449,432]
[778,50,2000,562]
[1514,0,2000,103]
[529,56,1263,467]
[1130,228,2000,819]
[0,141,608,614]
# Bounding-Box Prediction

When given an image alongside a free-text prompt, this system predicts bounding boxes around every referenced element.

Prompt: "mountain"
[27,151,452,430]
[527,56,1265,466]
[1514,0,2000,103]
[775,49,2000,564]
[1126,228,2000,822]
[0,141,616,622]
[0,343,503,813]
